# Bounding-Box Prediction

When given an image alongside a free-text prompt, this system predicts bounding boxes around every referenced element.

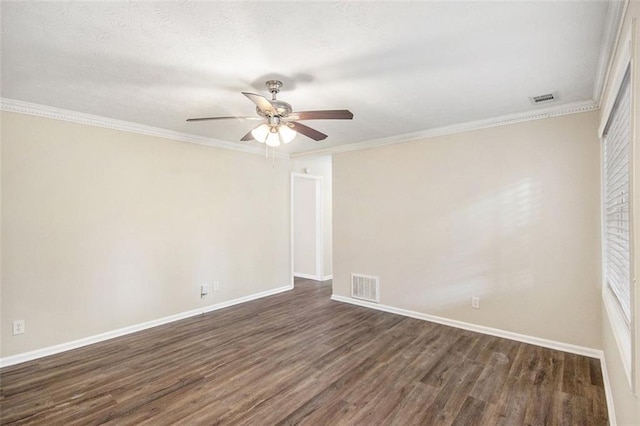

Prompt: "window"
[603,66,632,324]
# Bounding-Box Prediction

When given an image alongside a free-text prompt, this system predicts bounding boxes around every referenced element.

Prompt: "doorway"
[291,173,323,281]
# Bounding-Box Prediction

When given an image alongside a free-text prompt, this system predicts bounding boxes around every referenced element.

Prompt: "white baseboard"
[330,294,603,359]
[0,284,293,368]
[599,353,617,426]
[294,273,332,282]
[294,273,321,281]
[200,285,293,314]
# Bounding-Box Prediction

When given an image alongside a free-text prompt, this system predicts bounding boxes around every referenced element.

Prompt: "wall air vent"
[530,92,558,105]
[351,273,380,303]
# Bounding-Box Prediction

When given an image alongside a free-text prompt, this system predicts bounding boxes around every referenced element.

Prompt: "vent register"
[530,93,558,105]
[351,274,380,303]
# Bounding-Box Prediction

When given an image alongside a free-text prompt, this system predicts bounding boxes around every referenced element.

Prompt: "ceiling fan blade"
[289,122,328,141]
[288,110,354,121]
[240,124,262,142]
[240,129,255,142]
[186,116,261,122]
[242,92,276,115]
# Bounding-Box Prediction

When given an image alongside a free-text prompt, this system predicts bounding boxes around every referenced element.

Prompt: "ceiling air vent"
[530,92,558,105]
[351,273,380,303]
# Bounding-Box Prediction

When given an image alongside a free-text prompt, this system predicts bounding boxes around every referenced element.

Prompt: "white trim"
[2,97,597,161]
[293,272,321,281]
[291,173,324,281]
[290,175,295,288]
[315,176,324,281]
[599,27,633,137]
[291,100,598,158]
[603,288,633,385]
[599,352,618,426]
[598,20,637,393]
[598,102,620,426]
[330,294,602,359]
[0,98,290,159]
[593,0,629,105]
[0,284,293,368]
[322,275,333,281]
[630,18,639,396]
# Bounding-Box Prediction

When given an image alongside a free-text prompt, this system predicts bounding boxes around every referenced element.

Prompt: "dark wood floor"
[1,279,608,425]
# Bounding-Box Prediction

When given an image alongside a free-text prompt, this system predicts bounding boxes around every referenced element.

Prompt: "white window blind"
[603,67,632,323]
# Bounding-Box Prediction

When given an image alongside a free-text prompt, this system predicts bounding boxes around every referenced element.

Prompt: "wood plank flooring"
[0,279,608,425]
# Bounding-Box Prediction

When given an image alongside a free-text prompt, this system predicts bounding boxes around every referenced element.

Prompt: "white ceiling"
[1,1,616,156]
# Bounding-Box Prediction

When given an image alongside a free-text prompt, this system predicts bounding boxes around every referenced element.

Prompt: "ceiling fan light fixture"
[251,123,296,147]
[278,125,296,144]
[187,80,353,148]
[251,123,270,143]
[265,128,281,147]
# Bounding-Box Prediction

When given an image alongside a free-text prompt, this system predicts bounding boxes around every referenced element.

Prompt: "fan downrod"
[265,80,283,99]
[255,80,292,117]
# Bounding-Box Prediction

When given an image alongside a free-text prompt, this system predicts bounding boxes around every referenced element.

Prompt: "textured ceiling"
[1,1,612,155]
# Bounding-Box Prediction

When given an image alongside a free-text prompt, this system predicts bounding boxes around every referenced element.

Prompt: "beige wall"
[333,111,602,349]
[1,111,291,358]
[293,156,332,278]
[599,2,640,423]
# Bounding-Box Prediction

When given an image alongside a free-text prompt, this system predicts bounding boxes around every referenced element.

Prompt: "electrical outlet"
[213,281,220,291]
[471,296,480,309]
[201,284,210,298]
[12,320,25,335]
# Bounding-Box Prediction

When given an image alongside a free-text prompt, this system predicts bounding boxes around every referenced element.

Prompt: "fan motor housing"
[256,100,292,117]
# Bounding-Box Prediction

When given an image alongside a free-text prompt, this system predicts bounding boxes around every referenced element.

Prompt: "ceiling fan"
[187,80,353,147]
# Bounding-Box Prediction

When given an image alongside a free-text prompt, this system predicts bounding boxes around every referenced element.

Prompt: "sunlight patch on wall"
[399,177,542,311]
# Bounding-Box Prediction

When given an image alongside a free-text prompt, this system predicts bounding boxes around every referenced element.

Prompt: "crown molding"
[593,0,629,105]
[292,99,599,158]
[1,97,599,160]
[0,98,290,159]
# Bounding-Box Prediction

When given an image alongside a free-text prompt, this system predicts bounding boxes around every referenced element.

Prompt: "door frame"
[291,172,324,284]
